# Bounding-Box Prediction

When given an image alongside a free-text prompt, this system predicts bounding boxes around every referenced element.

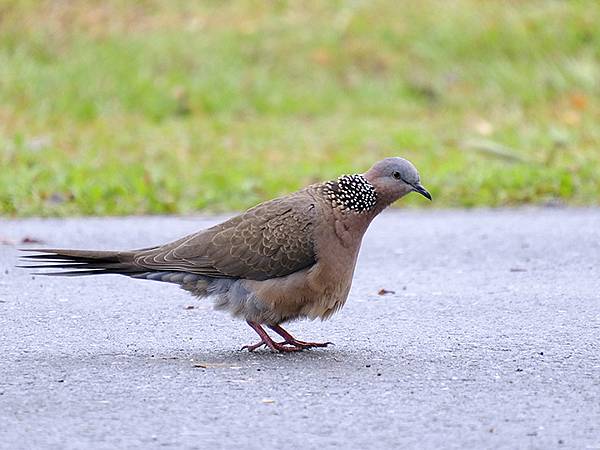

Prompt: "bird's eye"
[392,171,401,180]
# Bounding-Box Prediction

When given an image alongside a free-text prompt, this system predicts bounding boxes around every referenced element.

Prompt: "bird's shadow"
[158,346,361,370]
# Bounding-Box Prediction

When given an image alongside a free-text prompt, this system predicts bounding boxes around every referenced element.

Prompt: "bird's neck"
[321,174,378,214]
[372,190,403,215]
[318,175,398,237]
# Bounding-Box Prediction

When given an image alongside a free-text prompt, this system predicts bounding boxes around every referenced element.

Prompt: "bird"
[20,157,431,352]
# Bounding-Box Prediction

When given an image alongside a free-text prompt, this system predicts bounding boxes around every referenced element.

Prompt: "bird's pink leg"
[242,321,303,353]
[268,324,333,349]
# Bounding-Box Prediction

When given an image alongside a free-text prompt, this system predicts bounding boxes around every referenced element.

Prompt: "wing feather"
[133,192,318,280]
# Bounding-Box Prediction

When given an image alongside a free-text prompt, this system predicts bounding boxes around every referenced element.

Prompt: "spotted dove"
[20,157,431,352]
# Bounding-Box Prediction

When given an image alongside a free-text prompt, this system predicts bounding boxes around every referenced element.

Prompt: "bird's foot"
[244,321,332,353]
[267,324,334,350]
[242,339,303,353]
[281,339,334,350]
[241,341,267,352]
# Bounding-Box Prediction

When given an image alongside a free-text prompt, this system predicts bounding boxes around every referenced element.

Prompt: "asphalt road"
[1,209,599,449]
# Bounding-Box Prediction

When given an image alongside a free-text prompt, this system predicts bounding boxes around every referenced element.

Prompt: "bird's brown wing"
[133,192,318,281]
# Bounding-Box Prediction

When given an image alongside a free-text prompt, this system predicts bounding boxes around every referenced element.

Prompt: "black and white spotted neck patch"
[323,174,378,213]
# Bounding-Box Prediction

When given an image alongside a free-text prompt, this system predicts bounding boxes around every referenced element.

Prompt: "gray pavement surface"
[1,208,599,450]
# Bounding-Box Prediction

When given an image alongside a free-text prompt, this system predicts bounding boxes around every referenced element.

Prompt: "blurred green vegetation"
[0,0,598,216]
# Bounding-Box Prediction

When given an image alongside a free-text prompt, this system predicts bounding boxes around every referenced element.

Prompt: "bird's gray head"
[364,157,431,204]
[322,157,430,214]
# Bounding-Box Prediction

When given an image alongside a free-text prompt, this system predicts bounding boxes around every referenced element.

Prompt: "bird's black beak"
[412,183,432,201]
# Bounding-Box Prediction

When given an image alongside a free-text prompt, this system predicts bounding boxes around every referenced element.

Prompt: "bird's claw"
[244,321,333,353]
[241,341,267,352]
[283,340,334,349]
[242,339,334,353]
[242,340,302,353]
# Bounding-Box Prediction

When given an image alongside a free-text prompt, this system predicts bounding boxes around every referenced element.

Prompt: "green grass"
[1,0,599,216]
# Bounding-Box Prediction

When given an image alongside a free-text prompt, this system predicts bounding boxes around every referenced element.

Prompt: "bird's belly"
[298,278,352,320]
[242,257,357,323]
[200,241,359,324]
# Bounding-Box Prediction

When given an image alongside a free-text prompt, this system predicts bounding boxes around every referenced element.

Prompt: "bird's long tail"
[18,248,142,277]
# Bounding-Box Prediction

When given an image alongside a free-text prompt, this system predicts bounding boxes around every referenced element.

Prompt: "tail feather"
[19,248,141,277]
